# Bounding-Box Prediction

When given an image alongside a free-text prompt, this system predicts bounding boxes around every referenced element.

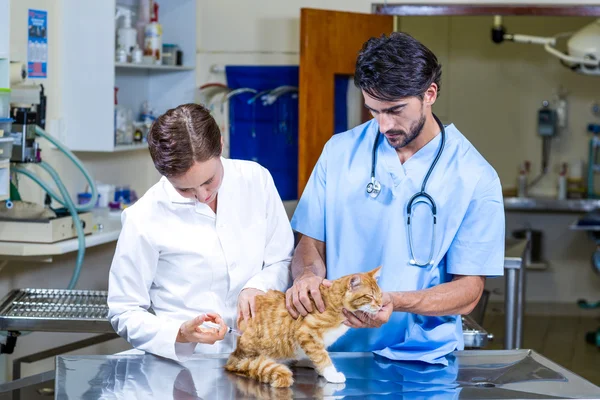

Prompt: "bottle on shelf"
[144,2,162,65]
[557,162,567,200]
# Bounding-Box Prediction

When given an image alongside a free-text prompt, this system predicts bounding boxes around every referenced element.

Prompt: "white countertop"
[0,208,123,258]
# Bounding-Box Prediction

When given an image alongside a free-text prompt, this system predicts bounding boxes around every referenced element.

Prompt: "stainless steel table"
[54,350,600,399]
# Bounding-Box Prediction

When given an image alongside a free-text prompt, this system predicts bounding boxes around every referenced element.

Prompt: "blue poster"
[27,9,48,79]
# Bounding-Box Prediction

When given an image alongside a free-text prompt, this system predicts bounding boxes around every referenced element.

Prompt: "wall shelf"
[72,143,149,153]
[61,0,196,153]
[115,63,194,71]
[113,143,149,152]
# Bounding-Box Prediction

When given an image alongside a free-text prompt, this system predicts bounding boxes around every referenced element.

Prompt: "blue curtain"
[225,66,348,200]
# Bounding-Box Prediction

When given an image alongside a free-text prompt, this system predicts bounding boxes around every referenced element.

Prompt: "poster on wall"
[27,9,47,79]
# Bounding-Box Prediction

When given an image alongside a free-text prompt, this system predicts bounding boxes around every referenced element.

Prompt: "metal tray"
[0,288,114,333]
[462,315,492,348]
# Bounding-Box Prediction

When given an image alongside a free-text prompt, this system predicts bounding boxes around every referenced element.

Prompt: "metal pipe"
[515,232,531,349]
[504,268,517,349]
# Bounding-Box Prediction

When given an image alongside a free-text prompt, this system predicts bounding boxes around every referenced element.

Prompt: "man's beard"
[383,113,426,150]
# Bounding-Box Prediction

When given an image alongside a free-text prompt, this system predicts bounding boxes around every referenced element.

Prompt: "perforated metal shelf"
[0,289,114,333]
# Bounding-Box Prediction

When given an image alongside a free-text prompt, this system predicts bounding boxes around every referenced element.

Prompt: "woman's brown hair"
[147,103,222,177]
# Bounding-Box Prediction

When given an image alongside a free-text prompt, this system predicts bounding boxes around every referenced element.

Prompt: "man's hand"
[285,273,332,318]
[176,313,227,344]
[343,292,393,328]
[237,288,265,325]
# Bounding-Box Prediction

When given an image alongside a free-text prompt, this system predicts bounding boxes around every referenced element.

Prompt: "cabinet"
[0,0,9,89]
[59,0,196,152]
[0,0,9,202]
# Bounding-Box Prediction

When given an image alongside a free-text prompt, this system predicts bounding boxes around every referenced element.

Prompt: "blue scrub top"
[291,119,505,365]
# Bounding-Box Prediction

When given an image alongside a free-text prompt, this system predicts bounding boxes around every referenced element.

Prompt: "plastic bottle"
[144,2,162,65]
[558,162,567,200]
[136,0,151,49]
[517,161,530,198]
[116,7,137,58]
[518,168,527,198]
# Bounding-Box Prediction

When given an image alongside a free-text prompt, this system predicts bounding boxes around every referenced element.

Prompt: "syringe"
[200,321,242,336]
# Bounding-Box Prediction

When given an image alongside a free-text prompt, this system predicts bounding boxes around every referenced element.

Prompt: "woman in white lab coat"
[107,103,294,362]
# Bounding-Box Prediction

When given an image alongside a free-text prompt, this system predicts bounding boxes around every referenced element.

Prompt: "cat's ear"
[349,275,362,291]
[369,266,382,281]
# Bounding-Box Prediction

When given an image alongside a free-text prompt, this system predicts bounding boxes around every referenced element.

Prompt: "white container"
[517,173,527,198]
[557,175,567,200]
[0,89,10,118]
[116,7,137,55]
[0,137,12,160]
[569,160,584,180]
[0,118,12,137]
[0,159,8,201]
[96,183,114,208]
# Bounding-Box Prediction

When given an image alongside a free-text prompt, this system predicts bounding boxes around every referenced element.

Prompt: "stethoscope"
[366,114,446,267]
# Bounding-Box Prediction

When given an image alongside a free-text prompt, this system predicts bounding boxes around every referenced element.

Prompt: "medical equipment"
[366,114,446,267]
[10,106,39,163]
[0,208,94,243]
[521,101,562,192]
[200,321,242,337]
[491,16,600,76]
[6,98,98,289]
[570,214,600,347]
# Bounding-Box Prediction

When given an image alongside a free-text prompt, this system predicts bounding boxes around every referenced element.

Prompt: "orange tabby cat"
[225,266,383,388]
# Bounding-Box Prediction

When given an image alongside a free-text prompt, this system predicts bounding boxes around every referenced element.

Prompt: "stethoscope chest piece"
[366,177,381,198]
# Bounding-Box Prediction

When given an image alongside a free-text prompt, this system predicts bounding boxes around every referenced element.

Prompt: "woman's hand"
[176,313,227,344]
[237,288,266,325]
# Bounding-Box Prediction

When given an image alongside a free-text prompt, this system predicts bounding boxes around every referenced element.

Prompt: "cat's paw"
[322,366,346,383]
[270,367,294,388]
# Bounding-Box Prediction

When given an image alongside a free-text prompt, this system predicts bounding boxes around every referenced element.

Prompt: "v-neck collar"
[375,122,449,188]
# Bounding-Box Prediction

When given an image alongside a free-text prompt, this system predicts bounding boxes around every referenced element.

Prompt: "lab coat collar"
[162,176,195,204]
[162,157,232,218]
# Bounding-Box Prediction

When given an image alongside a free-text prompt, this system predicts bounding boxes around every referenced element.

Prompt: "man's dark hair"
[147,103,222,178]
[354,32,442,102]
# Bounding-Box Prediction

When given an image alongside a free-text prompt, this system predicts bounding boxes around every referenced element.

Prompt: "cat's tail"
[225,353,294,388]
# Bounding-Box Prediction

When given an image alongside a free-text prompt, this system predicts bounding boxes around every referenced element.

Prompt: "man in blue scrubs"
[287,32,505,364]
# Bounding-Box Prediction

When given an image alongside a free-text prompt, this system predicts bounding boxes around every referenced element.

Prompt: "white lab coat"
[107,157,294,362]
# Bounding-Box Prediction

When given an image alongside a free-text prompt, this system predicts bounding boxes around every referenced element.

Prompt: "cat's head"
[342,266,383,315]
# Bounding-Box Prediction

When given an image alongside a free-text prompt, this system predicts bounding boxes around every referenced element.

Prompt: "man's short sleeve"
[446,174,505,276]
[290,144,329,242]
